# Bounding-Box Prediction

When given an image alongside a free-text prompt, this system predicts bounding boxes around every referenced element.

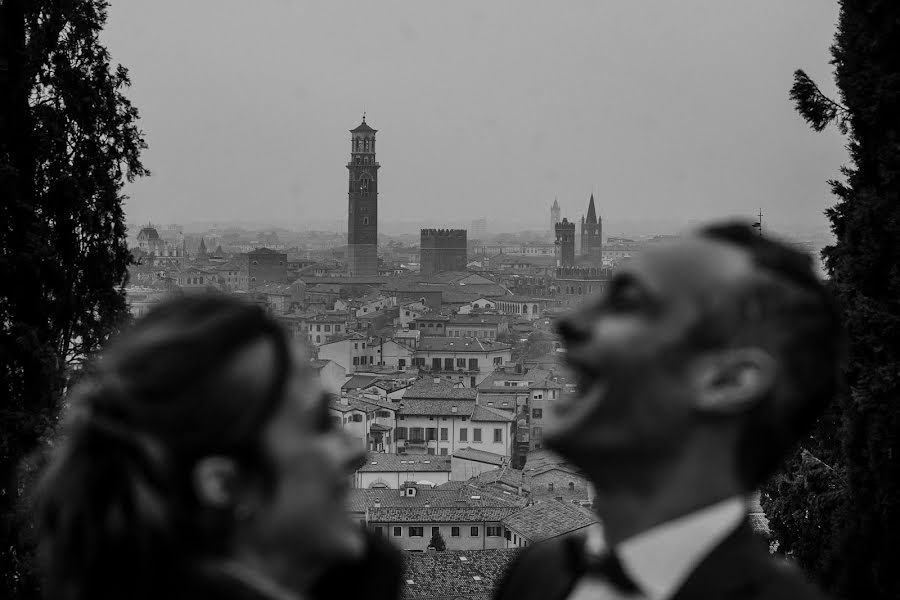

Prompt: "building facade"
[239,247,288,290]
[347,117,379,277]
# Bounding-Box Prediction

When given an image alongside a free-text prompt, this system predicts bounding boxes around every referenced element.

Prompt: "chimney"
[433,377,440,384]
[340,395,349,406]
[451,405,458,413]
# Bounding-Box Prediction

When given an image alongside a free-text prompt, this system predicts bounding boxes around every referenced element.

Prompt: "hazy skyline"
[103,1,846,236]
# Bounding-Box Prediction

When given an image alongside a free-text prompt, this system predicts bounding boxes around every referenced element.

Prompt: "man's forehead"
[625,236,754,294]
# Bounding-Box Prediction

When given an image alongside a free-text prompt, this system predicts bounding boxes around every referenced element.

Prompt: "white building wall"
[370,522,506,551]
[355,470,451,489]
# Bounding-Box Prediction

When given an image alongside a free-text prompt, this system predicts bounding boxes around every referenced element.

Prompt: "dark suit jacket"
[495,521,828,600]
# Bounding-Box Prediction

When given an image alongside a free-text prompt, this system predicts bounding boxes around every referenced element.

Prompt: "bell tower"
[347,115,379,277]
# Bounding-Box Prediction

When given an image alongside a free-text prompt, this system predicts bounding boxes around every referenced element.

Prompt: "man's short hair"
[694,223,843,489]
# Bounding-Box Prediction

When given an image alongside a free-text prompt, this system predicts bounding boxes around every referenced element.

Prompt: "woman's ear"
[193,456,240,509]
[692,347,777,415]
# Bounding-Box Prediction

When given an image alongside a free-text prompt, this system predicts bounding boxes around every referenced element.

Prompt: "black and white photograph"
[1,2,898,600]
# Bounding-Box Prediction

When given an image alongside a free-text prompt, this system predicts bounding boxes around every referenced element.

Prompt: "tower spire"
[586,194,597,224]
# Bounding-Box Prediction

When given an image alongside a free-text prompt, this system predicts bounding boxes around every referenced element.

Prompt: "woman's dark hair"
[35,295,293,600]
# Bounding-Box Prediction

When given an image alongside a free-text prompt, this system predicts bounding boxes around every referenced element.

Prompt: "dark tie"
[584,551,641,595]
[565,535,641,596]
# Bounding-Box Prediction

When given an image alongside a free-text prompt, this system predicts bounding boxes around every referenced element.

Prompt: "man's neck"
[586,453,744,547]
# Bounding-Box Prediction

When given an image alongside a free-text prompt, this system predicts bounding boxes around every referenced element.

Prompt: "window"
[532,408,543,419]
[569,482,575,491]
[548,483,554,492]
[324,324,331,332]
[426,428,437,441]
[316,325,321,331]
[487,526,502,537]
[470,527,479,537]
[393,527,402,537]
[432,527,440,538]
[532,426,542,440]
[432,358,441,370]
[494,357,502,365]
[504,530,511,541]
[494,428,502,443]
[396,427,407,440]
[440,427,448,441]
[375,526,384,536]
[353,357,359,366]
[352,414,363,422]
[457,358,466,368]
[354,343,358,349]
[469,358,478,370]
[444,358,454,371]
[451,527,460,537]
[459,428,467,442]
[409,527,423,537]
[409,428,425,443]
[363,217,369,225]
[399,359,406,368]
[473,428,482,442]
[440,448,448,455]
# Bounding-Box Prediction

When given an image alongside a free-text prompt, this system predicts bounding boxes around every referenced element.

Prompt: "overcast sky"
[103,1,846,235]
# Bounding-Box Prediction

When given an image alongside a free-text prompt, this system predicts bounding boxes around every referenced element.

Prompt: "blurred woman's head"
[36,295,365,599]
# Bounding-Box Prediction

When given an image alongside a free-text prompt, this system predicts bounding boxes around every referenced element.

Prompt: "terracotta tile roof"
[417,337,511,353]
[402,379,477,400]
[357,453,451,473]
[401,549,520,600]
[346,487,524,514]
[501,500,598,542]
[343,374,380,390]
[471,405,515,422]
[453,447,507,466]
[398,399,476,416]
[368,506,518,523]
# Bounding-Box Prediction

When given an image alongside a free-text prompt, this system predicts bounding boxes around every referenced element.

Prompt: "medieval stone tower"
[555,218,576,267]
[347,116,379,277]
[581,194,602,259]
[550,198,560,240]
[420,229,467,275]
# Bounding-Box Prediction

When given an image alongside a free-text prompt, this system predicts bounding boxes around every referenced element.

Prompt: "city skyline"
[103,1,845,235]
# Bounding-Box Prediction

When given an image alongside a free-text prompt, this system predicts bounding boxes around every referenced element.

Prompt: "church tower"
[347,116,379,277]
[550,198,560,239]
[581,194,602,260]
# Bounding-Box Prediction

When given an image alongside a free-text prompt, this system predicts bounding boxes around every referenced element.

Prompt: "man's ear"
[193,456,241,509]
[692,347,776,415]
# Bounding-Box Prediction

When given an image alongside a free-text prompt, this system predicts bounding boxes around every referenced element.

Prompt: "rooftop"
[471,405,516,422]
[453,447,507,466]
[358,453,451,473]
[403,378,477,401]
[401,549,520,600]
[398,399,476,417]
[343,374,381,391]
[501,500,598,542]
[369,506,518,523]
[417,337,511,353]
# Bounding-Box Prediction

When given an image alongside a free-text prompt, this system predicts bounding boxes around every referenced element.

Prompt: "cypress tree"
[762,2,900,599]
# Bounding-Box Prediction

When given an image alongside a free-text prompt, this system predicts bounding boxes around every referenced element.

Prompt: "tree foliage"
[0,1,148,597]
[428,530,447,552]
[761,2,900,599]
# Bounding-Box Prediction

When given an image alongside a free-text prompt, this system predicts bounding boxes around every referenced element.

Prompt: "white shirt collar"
[618,497,745,600]
[582,497,746,600]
